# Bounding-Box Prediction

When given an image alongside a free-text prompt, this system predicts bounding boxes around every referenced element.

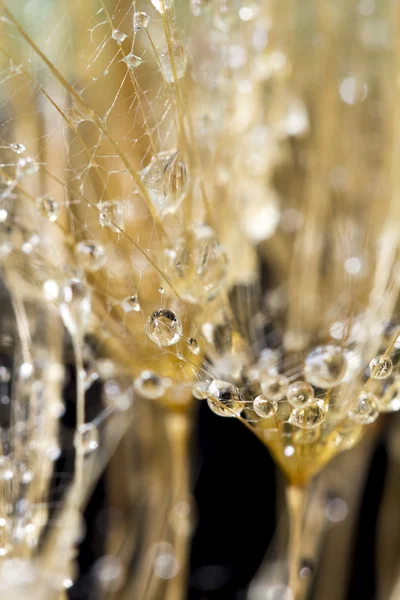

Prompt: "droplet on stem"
[206,380,244,417]
[369,355,393,379]
[145,308,182,346]
[304,345,347,389]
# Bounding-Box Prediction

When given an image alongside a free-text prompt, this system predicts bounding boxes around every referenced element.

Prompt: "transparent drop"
[36,195,60,222]
[75,240,106,272]
[82,364,99,391]
[16,157,38,179]
[74,423,99,456]
[253,394,278,419]
[59,278,91,335]
[111,29,127,44]
[19,231,40,254]
[133,11,150,31]
[299,559,315,580]
[134,370,171,399]
[290,404,325,429]
[261,375,289,401]
[121,295,140,313]
[10,143,25,154]
[151,0,173,13]
[139,149,188,216]
[160,43,187,83]
[97,200,124,232]
[164,224,227,303]
[123,53,143,69]
[103,379,133,411]
[0,366,10,383]
[146,308,182,346]
[188,337,200,354]
[369,355,393,380]
[348,391,379,424]
[192,381,210,399]
[287,381,315,408]
[206,380,244,417]
[304,345,347,389]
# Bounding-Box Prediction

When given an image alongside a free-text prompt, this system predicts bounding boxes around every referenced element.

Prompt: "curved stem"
[286,484,308,600]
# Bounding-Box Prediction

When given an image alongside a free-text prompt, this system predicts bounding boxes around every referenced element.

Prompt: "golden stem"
[286,484,308,600]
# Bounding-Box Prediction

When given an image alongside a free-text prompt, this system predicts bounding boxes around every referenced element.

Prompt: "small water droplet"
[10,143,25,154]
[261,375,289,400]
[290,404,325,429]
[369,355,393,379]
[146,308,182,346]
[75,240,106,272]
[0,457,14,481]
[75,423,99,456]
[98,200,124,232]
[123,53,143,69]
[121,295,141,313]
[253,394,278,418]
[188,337,199,354]
[133,11,150,31]
[134,370,171,399]
[304,345,347,389]
[159,287,165,294]
[348,391,379,424]
[287,381,314,408]
[112,29,127,44]
[299,559,315,580]
[206,380,244,417]
[59,278,91,335]
[160,43,187,83]
[36,195,60,222]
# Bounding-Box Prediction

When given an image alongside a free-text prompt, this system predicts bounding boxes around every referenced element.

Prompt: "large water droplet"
[304,345,347,389]
[160,43,187,83]
[146,308,182,346]
[151,0,173,13]
[369,355,393,379]
[287,381,314,408]
[112,29,127,44]
[290,404,325,429]
[261,375,289,400]
[123,53,143,69]
[348,391,379,424]
[164,224,227,303]
[206,380,244,417]
[75,240,106,272]
[134,370,171,399]
[139,149,188,216]
[253,394,278,418]
[133,11,150,31]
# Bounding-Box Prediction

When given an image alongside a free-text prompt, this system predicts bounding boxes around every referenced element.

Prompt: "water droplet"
[253,395,278,418]
[153,550,179,579]
[98,200,124,232]
[10,143,25,154]
[0,366,10,383]
[75,423,99,456]
[192,381,210,399]
[0,457,14,480]
[287,381,314,408]
[82,363,99,391]
[103,379,133,411]
[206,380,244,417]
[111,29,127,44]
[339,76,368,105]
[94,555,125,592]
[59,278,91,335]
[299,559,315,580]
[146,308,182,346]
[36,195,60,222]
[348,391,379,424]
[188,337,200,354]
[16,157,38,179]
[325,496,348,522]
[121,295,140,313]
[261,375,289,400]
[75,240,106,272]
[133,11,150,31]
[369,355,393,379]
[134,370,171,399]
[123,53,143,69]
[290,404,325,429]
[304,345,347,389]
[151,0,173,13]
[139,149,188,216]
[159,43,187,83]
[164,224,227,303]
